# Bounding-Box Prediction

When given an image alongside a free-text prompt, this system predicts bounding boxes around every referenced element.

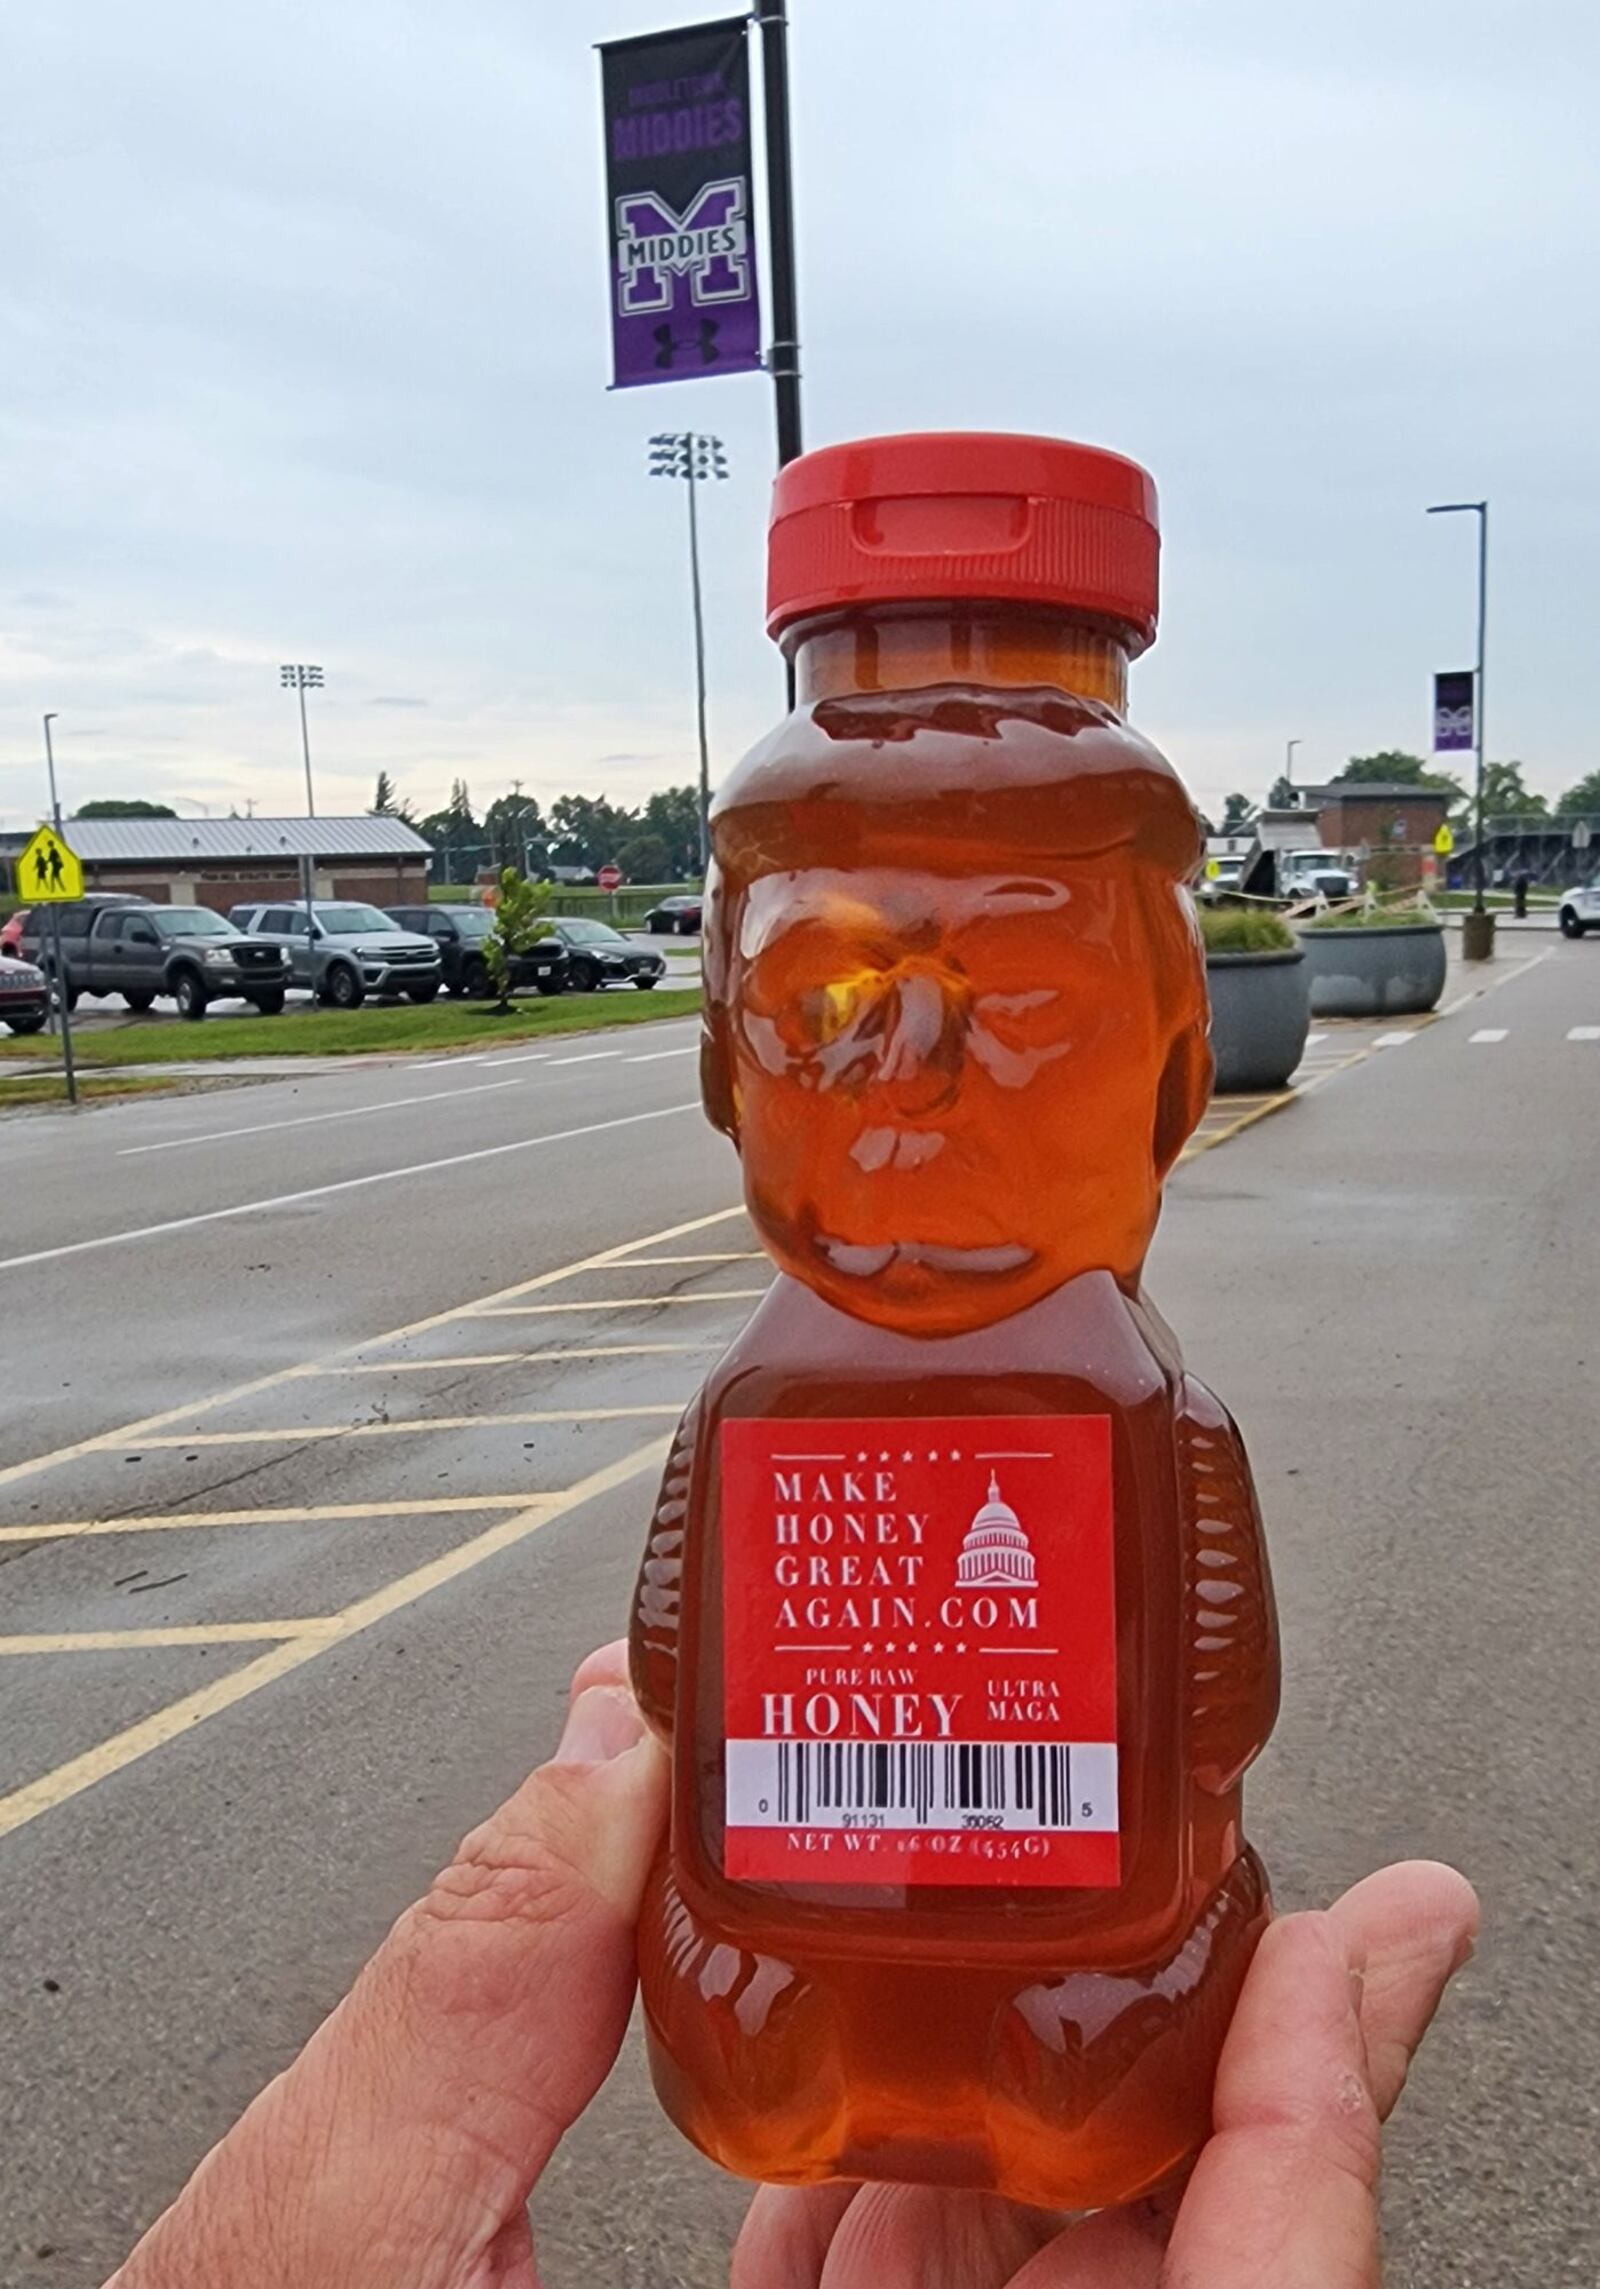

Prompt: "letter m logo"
[614,179,750,315]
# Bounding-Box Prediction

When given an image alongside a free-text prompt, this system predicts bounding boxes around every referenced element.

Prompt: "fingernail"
[555,1683,646,1766]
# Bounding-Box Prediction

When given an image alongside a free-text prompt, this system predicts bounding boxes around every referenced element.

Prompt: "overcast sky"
[3,0,1596,833]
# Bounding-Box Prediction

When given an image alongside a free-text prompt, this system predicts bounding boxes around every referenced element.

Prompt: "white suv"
[1558,884,1600,939]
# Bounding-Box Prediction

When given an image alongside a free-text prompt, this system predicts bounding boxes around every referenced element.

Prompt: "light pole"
[650,433,727,878]
[42,713,62,830]
[280,663,324,962]
[1285,737,1301,805]
[1427,500,1489,945]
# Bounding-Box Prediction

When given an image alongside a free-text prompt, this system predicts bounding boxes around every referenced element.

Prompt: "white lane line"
[1304,1033,1328,1048]
[488,1051,552,1066]
[626,1045,699,1063]
[0,1101,699,1276]
[1373,1031,1418,1049]
[1568,1026,1600,1041]
[1469,1029,1508,1044]
[475,1289,770,1316]
[326,1341,717,1372]
[112,1405,685,1450]
[414,1054,489,1068]
[117,1077,526,1156]
[545,1049,624,1067]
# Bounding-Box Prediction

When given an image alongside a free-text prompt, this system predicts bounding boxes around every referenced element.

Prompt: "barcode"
[725,1738,1117,1835]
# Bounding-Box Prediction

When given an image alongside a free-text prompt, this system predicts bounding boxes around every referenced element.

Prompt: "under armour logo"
[652,319,723,369]
[615,179,750,315]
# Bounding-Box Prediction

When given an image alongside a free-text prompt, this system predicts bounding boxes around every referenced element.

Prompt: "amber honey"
[629,435,1279,2209]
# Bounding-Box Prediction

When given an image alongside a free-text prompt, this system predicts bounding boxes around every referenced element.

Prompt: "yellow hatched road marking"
[0,1204,744,1496]
[0,1436,669,1843]
[323,1342,716,1374]
[0,1620,338,1656]
[1180,1092,1295,1155]
[101,1405,684,1450]
[475,1290,769,1316]
[0,1495,539,1544]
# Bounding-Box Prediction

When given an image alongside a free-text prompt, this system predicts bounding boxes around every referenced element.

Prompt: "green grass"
[0,1072,178,1109]
[0,987,703,1068]
[1430,889,1561,910]
[1198,905,1297,953]
[427,882,701,927]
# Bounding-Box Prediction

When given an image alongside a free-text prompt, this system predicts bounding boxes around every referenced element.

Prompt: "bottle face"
[705,680,1211,1336]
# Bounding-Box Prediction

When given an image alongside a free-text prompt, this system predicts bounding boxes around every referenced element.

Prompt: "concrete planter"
[1296,922,1447,1017]
[1204,948,1311,1092]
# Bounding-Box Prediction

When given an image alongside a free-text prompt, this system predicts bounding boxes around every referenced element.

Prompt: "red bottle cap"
[766,432,1160,652]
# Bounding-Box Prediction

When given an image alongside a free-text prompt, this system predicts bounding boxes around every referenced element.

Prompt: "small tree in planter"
[482,867,554,1013]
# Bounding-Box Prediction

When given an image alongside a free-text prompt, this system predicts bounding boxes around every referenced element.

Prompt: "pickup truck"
[23,899,291,1019]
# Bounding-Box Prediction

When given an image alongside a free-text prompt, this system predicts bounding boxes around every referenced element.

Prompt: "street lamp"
[1285,737,1301,805]
[42,713,62,831]
[280,663,324,957]
[649,433,728,877]
[1426,500,1489,932]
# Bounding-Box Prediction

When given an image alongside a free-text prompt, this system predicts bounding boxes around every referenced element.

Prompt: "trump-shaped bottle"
[630,433,1280,2208]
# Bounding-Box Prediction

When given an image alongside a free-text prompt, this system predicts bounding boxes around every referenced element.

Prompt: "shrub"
[1198,905,1297,954]
[1302,904,1440,931]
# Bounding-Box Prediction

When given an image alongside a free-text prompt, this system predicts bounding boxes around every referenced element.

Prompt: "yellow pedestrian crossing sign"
[18,824,85,902]
[1433,824,1455,857]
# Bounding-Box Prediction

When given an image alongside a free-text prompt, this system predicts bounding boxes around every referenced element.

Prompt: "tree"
[417,780,480,885]
[1481,761,1547,821]
[370,770,398,815]
[641,785,703,880]
[1558,768,1600,817]
[1266,775,1298,810]
[484,789,548,874]
[617,832,672,883]
[482,868,553,1012]
[72,798,177,819]
[548,794,638,872]
[1220,792,1256,831]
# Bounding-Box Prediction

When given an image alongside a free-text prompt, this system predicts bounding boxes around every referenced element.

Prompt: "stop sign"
[597,864,622,890]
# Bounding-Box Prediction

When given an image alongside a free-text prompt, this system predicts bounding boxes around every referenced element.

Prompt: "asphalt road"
[2,947,1597,2287]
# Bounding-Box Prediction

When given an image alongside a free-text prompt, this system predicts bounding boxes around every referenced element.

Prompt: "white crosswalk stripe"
[1568,1026,1600,1042]
[1469,1029,1508,1044]
[1373,1031,1418,1048]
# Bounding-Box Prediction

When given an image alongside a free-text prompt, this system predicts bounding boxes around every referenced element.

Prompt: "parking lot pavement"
[2,942,1599,2285]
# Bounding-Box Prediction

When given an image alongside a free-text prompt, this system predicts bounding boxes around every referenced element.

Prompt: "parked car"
[229,901,441,1009]
[0,954,51,1035]
[642,893,704,936]
[547,918,667,992]
[18,893,212,1010]
[386,905,567,999]
[1558,883,1600,939]
[41,900,292,1019]
[1,908,28,956]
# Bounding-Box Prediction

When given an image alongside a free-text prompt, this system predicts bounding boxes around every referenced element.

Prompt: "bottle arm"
[1177,1375,1281,1794]
[628,1395,702,1742]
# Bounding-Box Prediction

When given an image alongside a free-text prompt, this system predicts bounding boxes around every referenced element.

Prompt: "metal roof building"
[1,815,433,913]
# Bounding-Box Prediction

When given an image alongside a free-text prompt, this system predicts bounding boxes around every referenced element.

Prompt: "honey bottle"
[630,432,1279,2209]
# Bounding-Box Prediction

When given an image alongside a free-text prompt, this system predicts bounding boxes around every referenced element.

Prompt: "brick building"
[1301,784,1452,888]
[2,816,431,913]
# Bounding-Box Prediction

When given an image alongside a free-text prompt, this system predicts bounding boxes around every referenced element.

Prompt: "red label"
[720,1416,1119,1888]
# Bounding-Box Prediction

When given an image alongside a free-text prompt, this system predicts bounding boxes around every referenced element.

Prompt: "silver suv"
[229,900,442,1009]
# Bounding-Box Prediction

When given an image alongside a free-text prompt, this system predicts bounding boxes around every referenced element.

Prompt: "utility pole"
[280,664,324,973]
[1427,500,1491,955]
[39,711,75,1101]
[1285,737,1301,805]
[42,712,62,830]
[753,0,802,472]
[650,434,728,877]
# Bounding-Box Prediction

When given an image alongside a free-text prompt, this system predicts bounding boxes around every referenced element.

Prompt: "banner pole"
[49,906,78,1108]
[754,0,802,470]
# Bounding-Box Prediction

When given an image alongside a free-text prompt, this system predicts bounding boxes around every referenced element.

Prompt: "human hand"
[732,1859,1479,2289]
[108,1640,666,2289]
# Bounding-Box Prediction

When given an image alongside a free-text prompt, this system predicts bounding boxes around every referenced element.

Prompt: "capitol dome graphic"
[955,1472,1038,1589]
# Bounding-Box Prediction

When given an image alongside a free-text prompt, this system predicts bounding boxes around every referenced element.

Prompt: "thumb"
[112,1646,667,2289]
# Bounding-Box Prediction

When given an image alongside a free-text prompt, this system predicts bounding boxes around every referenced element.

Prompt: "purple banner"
[1433,669,1475,752]
[600,18,762,390]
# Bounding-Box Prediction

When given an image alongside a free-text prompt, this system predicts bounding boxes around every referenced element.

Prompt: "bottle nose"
[874,966,967,1114]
